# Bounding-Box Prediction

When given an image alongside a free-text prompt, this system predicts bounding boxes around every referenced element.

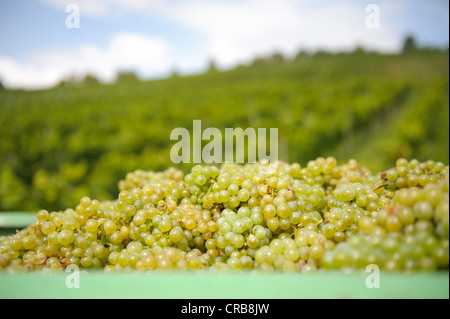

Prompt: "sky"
[0,0,448,90]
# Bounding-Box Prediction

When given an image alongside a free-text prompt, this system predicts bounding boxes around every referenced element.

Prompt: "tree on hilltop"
[402,35,418,53]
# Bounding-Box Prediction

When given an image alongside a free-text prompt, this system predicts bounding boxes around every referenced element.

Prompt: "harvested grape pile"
[0,157,448,273]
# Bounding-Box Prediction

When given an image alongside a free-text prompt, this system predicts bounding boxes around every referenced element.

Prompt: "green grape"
[41,221,56,235]
[218,190,230,203]
[0,157,447,274]
[37,210,49,221]
[93,245,107,258]
[386,169,398,182]
[310,244,325,259]
[396,206,415,225]
[232,219,246,234]
[321,223,336,238]
[159,219,172,232]
[266,217,280,232]
[237,189,250,202]
[414,201,433,220]
[263,204,276,218]
[74,235,88,249]
[62,217,78,231]
[80,196,92,208]
[9,237,23,251]
[228,196,240,208]
[217,174,231,189]
[103,220,117,234]
[193,174,206,186]
[57,230,74,246]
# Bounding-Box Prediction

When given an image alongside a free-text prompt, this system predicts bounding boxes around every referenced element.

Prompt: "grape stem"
[374,183,388,190]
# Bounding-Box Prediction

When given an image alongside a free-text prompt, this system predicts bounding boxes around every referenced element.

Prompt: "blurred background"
[0,0,448,212]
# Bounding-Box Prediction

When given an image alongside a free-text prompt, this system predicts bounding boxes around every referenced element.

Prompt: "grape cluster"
[0,157,448,273]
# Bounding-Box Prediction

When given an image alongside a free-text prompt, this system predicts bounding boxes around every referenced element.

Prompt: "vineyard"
[0,50,448,212]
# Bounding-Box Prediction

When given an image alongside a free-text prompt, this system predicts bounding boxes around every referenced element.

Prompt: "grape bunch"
[0,157,448,273]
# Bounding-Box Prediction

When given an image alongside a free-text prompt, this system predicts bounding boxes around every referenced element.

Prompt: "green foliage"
[116,71,139,82]
[0,51,448,211]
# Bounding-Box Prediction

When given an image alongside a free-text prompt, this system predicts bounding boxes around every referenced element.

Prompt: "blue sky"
[0,0,448,89]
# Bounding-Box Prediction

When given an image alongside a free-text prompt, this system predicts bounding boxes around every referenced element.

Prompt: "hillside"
[0,50,448,211]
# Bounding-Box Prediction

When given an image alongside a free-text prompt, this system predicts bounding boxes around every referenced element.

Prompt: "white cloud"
[0,32,171,89]
[39,0,165,16]
[40,0,110,16]
[40,0,405,59]
[166,0,402,68]
[39,1,421,64]
[7,0,447,89]
[41,0,401,68]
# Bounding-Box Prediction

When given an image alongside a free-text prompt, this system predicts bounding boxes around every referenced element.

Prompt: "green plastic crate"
[1,270,448,299]
[0,212,37,236]
[0,212,448,299]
